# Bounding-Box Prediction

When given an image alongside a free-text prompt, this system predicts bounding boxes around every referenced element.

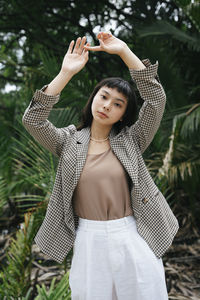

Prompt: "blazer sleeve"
[128,59,166,154]
[22,85,71,157]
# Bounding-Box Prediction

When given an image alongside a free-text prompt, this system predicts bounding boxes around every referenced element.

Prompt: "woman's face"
[91,86,128,127]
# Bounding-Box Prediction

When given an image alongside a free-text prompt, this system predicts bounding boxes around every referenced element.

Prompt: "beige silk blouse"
[72,147,134,220]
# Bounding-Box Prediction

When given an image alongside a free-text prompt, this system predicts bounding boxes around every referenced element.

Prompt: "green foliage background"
[0,0,199,298]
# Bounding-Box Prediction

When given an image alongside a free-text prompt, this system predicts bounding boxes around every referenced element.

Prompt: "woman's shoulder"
[60,124,77,140]
[67,124,77,132]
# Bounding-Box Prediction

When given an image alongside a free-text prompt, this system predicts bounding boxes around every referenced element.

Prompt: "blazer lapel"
[109,133,139,184]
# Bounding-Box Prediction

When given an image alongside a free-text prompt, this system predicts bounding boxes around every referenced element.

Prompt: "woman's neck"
[90,120,112,139]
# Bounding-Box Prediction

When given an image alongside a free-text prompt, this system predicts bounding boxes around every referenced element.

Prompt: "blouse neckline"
[87,148,111,156]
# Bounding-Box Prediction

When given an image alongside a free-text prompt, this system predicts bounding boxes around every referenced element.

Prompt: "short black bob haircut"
[76,77,138,134]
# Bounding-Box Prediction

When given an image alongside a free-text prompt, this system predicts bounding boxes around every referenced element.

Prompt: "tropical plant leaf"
[174,0,200,32]
[136,20,200,52]
[158,111,200,187]
[0,213,35,298]
[35,271,71,300]
[0,176,7,216]
[181,104,200,140]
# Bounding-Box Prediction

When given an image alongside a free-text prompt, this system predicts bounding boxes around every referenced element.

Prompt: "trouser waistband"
[77,215,136,232]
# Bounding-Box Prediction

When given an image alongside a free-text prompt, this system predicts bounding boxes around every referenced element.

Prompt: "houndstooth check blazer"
[22,58,179,264]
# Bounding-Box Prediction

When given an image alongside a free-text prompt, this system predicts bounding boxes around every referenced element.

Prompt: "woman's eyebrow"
[101,89,126,103]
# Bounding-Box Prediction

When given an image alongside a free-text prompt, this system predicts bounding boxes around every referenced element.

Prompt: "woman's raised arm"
[44,37,89,95]
[85,32,166,154]
[84,32,146,70]
[22,37,89,157]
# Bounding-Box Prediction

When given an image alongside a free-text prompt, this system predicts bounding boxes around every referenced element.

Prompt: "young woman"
[22,32,179,300]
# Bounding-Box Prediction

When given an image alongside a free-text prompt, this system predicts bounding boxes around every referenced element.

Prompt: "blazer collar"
[76,126,120,144]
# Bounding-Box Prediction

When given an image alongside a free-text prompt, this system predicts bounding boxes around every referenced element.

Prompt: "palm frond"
[11,136,57,193]
[0,213,35,298]
[49,106,79,128]
[35,271,71,300]
[144,151,176,205]
[168,143,200,183]
[181,103,200,140]
[0,176,7,216]
[136,20,200,52]
[37,47,60,78]
[174,0,200,32]
[158,111,200,186]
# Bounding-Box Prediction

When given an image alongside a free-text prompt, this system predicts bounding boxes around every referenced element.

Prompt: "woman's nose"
[103,104,111,110]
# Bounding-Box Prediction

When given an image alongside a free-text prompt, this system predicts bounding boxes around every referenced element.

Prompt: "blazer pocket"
[141,189,160,206]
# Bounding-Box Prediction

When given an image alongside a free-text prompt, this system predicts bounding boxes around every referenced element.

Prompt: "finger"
[97,39,107,51]
[67,40,75,54]
[82,42,90,53]
[97,32,103,39]
[103,32,112,39]
[82,43,90,56]
[79,36,87,53]
[98,39,106,48]
[83,49,89,61]
[83,45,102,52]
[97,31,112,40]
[73,37,81,53]
[97,32,111,40]
[86,50,89,60]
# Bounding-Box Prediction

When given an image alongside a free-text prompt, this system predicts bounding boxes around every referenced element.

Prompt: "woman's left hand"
[84,32,127,56]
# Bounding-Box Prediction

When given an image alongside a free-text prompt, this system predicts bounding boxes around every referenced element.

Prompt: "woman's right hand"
[61,36,89,75]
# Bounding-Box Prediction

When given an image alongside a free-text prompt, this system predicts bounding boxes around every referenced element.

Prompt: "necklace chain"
[90,136,109,143]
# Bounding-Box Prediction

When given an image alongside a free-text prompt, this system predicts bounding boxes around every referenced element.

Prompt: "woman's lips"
[98,111,108,118]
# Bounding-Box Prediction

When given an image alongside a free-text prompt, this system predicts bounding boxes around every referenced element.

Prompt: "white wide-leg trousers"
[69,215,168,300]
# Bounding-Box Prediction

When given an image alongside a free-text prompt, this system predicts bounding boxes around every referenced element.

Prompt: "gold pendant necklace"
[90,136,109,143]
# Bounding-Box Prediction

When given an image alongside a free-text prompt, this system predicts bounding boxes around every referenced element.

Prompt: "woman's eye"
[101,95,107,99]
[115,103,121,107]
